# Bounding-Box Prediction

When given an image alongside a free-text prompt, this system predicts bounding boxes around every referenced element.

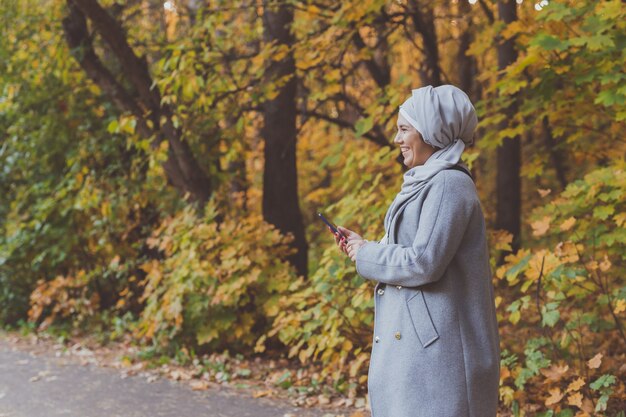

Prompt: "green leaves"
[590,374,617,412]
[530,33,568,52]
[541,302,561,327]
[354,117,374,138]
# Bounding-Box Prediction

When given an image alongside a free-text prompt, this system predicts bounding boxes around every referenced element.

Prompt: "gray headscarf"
[381,85,478,244]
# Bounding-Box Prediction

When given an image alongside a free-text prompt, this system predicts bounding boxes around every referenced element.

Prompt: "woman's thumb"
[337,226,351,236]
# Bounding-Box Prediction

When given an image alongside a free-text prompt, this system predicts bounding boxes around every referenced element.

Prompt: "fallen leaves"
[567,391,583,408]
[566,377,585,393]
[540,364,569,381]
[545,387,564,406]
[253,389,274,398]
[189,380,210,391]
[587,353,603,369]
[29,370,57,383]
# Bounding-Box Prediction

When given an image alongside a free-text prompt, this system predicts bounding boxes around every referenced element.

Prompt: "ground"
[0,332,369,417]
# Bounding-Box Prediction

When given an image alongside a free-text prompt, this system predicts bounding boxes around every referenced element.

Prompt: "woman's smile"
[394,113,438,168]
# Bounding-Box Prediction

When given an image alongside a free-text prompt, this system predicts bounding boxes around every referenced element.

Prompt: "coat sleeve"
[355,172,476,287]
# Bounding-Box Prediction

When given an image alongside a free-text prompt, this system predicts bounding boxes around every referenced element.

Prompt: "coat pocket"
[406,291,439,348]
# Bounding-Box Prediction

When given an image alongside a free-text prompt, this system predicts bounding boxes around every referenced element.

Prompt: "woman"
[333,85,500,417]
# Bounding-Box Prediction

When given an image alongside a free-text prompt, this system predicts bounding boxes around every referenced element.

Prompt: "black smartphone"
[317,212,345,238]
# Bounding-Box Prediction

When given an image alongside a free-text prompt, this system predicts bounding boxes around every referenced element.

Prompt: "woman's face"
[394,113,437,168]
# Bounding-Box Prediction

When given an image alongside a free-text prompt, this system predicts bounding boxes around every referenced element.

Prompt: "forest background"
[1,0,625,415]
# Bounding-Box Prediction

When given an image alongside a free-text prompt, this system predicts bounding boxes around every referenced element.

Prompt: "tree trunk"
[496,0,521,253]
[64,0,214,207]
[541,116,568,190]
[457,0,479,101]
[407,0,442,86]
[261,1,308,278]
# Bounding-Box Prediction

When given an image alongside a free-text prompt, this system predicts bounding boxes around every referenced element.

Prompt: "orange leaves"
[554,241,580,264]
[28,270,99,330]
[540,364,569,382]
[559,216,576,231]
[567,377,586,393]
[531,216,551,237]
[537,365,595,411]
[537,188,552,198]
[523,250,560,289]
[545,387,564,406]
[490,229,513,252]
[598,255,612,272]
[587,353,603,369]
[566,391,583,409]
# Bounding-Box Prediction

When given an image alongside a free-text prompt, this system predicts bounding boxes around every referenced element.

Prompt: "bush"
[265,146,399,390]
[496,162,626,414]
[136,194,299,354]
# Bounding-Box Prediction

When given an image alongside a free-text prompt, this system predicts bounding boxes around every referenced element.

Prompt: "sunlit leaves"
[475,0,626,179]
[531,216,551,237]
[498,160,626,413]
[137,198,298,352]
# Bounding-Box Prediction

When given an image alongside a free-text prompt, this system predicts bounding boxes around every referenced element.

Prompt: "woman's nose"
[393,133,402,144]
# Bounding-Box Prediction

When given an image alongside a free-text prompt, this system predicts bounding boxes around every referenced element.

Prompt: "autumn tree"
[62,0,215,206]
[261,1,308,277]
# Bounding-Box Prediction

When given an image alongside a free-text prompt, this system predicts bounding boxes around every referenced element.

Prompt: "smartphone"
[317,212,345,238]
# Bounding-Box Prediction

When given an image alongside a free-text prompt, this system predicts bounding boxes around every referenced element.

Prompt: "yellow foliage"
[137,197,298,351]
[554,241,579,264]
[531,216,551,237]
[559,216,576,231]
[524,250,560,284]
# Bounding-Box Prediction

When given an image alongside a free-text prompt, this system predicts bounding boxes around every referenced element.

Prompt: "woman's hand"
[332,226,367,262]
[330,226,349,255]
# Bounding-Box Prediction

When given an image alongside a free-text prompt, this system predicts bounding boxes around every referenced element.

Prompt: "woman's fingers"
[337,225,356,239]
[330,226,356,258]
[334,232,347,254]
[336,226,349,237]
[348,244,357,261]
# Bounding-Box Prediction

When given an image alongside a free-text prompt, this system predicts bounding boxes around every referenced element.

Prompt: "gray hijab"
[381,85,477,244]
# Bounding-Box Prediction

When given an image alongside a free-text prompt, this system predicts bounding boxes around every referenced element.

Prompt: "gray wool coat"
[355,169,500,417]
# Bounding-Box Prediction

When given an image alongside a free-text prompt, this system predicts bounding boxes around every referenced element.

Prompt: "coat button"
[395,331,401,340]
[396,285,402,289]
[375,336,380,343]
[377,288,385,296]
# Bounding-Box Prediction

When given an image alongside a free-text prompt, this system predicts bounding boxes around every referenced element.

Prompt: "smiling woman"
[334,85,500,417]
[394,113,440,168]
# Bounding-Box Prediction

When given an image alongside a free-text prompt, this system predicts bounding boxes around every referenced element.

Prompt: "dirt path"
[0,335,356,417]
